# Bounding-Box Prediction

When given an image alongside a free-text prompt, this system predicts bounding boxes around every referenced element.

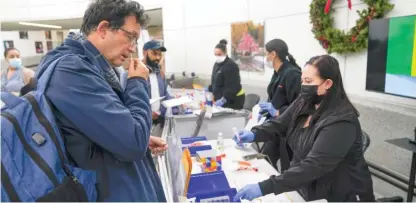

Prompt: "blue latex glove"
[258,102,278,117]
[233,184,263,201]
[232,130,255,145]
[215,97,227,107]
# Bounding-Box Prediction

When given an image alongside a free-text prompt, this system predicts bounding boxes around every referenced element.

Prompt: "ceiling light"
[18,22,62,29]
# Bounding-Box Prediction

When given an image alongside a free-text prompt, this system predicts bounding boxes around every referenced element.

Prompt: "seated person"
[233,55,375,202]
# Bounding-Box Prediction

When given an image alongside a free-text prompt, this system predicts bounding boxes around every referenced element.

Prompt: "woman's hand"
[233,183,263,201]
[232,130,255,145]
[215,97,227,107]
[259,102,279,117]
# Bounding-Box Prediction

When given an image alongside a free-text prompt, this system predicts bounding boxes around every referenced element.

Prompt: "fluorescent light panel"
[18,22,62,29]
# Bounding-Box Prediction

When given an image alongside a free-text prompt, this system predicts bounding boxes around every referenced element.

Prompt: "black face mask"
[300,84,325,104]
[146,55,160,73]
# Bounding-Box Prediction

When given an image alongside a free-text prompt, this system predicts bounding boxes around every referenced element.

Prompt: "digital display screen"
[366,15,416,99]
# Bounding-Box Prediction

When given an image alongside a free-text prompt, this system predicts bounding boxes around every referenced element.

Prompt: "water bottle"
[205,92,213,106]
[205,92,213,119]
[217,132,224,152]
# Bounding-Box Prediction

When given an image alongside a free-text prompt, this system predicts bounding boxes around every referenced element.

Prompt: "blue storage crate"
[181,136,212,156]
[186,171,239,202]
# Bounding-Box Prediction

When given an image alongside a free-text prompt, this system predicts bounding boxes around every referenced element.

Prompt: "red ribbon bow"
[325,0,352,14]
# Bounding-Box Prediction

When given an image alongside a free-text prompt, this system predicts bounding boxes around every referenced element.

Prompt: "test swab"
[232,127,240,142]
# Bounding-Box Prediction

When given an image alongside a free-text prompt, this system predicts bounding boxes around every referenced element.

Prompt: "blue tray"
[186,171,238,202]
[181,137,212,156]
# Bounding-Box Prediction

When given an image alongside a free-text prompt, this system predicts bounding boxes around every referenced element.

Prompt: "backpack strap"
[37,54,75,93]
[1,162,21,202]
[24,94,77,182]
[26,54,78,180]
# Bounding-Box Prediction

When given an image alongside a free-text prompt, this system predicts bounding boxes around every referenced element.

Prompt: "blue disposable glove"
[233,184,263,201]
[232,130,255,145]
[215,97,227,107]
[258,102,279,117]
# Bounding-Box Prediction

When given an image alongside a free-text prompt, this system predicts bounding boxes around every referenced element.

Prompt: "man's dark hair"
[81,0,149,35]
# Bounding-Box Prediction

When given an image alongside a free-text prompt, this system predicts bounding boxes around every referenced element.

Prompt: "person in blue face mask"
[1,48,34,94]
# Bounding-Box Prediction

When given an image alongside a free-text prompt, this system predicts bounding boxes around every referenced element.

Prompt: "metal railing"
[367,160,416,198]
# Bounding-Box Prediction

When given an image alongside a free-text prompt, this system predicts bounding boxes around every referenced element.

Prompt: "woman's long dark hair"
[265,39,300,70]
[292,55,359,125]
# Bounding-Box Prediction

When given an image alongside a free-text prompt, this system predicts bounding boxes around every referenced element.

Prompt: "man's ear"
[96,20,110,39]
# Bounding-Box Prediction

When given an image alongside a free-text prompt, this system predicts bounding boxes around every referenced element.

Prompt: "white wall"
[162,0,416,109]
[1,30,71,60]
[0,0,162,21]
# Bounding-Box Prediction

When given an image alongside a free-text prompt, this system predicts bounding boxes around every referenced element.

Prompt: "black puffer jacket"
[252,99,375,202]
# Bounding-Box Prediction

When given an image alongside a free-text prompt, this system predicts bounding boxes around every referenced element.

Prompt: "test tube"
[232,127,240,142]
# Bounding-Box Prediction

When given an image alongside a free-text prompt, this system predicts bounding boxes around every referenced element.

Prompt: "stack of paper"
[162,96,193,108]
[150,96,165,104]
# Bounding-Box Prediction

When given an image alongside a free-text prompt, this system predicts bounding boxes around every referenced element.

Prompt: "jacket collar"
[275,60,290,75]
[67,33,123,92]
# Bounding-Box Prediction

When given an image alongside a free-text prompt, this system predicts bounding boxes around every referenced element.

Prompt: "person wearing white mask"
[208,39,245,110]
[1,48,34,94]
[259,38,301,171]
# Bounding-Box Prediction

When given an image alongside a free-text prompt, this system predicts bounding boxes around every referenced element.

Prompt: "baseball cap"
[143,40,167,52]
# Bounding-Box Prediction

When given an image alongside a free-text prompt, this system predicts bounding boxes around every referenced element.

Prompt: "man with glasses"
[141,40,171,136]
[35,0,167,201]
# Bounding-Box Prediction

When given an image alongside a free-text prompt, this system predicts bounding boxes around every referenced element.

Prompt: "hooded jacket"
[36,33,166,202]
[252,99,375,202]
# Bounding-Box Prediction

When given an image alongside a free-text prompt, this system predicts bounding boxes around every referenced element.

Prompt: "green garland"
[310,0,394,54]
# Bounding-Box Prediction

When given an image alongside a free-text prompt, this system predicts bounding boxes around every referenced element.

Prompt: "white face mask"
[8,58,22,69]
[265,55,273,69]
[215,56,226,63]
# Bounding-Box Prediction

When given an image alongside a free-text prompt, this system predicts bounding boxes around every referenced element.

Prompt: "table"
[191,139,306,202]
[156,124,306,202]
[386,136,416,202]
[171,113,248,140]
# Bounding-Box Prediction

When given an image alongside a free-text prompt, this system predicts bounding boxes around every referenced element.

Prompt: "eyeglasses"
[119,28,138,46]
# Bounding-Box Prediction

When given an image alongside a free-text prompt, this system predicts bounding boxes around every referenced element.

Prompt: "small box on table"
[196,149,223,172]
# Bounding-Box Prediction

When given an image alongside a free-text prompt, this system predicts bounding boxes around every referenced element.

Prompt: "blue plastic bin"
[181,136,212,156]
[186,171,238,202]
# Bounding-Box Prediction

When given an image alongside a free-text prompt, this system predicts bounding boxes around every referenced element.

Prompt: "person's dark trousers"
[262,139,280,170]
[223,94,245,110]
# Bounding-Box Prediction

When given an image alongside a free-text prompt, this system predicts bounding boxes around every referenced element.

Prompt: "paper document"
[150,96,165,104]
[162,96,193,108]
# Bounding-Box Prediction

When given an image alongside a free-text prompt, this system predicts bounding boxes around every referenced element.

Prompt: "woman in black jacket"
[233,55,375,202]
[260,39,301,170]
[208,39,245,110]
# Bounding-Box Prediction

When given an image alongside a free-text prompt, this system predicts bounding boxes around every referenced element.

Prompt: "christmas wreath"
[310,0,394,54]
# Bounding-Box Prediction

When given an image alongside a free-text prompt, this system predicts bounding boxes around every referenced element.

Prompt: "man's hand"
[149,136,168,155]
[152,112,160,120]
[127,58,149,80]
